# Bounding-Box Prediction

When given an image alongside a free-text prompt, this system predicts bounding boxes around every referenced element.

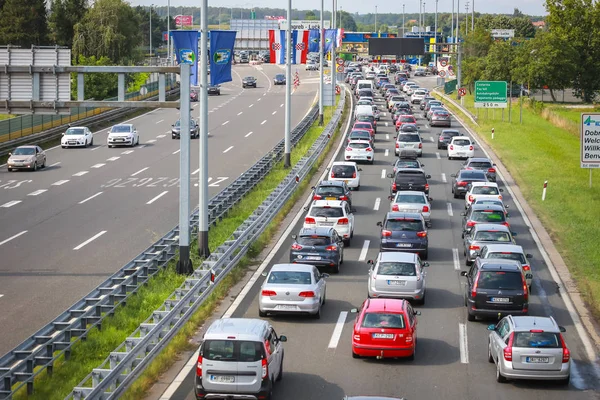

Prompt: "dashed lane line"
[328,311,349,349]
[223,146,234,154]
[373,197,381,211]
[447,202,454,217]
[131,167,149,176]
[73,171,89,177]
[52,180,70,186]
[453,248,460,271]
[381,169,386,179]
[0,230,27,246]
[441,173,447,183]
[358,240,370,261]
[79,192,103,204]
[0,200,21,208]
[146,191,169,205]
[73,230,107,250]
[27,189,47,196]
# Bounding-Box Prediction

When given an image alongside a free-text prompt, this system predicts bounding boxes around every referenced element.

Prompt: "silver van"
[195,318,287,399]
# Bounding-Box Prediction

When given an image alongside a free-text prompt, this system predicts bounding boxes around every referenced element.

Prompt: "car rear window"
[396,194,426,204]
[474,231,511,242]
[474,200,503,208]
[472,210,506,223]
[377,262,417,276]
[514,332,561,348]
[472,186,499,195]
[398,134,420,143]
[298,236,331,246]
[460,171,487,179]
[361,313,405,329]
[434,111,449,116]
[349,142,370,149]
[400,116,415,122]
[401,125,417,132]
[355,123,371,129]
[477,271,523,290]
[311,206,344,218]
[395,160,420,168]
[316,185,344,196]
[203,340,264,362]
[453,139,471,146]
[268,270,312,284]
[332,165,356,176]
[385,219,423,231]
[469,161,493,168]
[487,252,527,264]
[396,172,426,184]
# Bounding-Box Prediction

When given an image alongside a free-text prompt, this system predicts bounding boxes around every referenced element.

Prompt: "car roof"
[67,126,88,129]
[205,318,270,341]
[452,136,471,140]
[271,262,315,272]
[482,243,525,253]
[112,123,133,127]
[459,169,487,176]
[478,259,522,271]
[311,200,345,207]
[378,251,418,263]
[386,211,424,220]
[15,145,37,149]
[345,396,406,400]
[472,223,511,232]
[299,227,334,236]
[470,204,505,211]
[396,167,426,173]
[332,161,358,167]
[510,316,560,332]
[470,181,499,188]
[363,298,408,313]
[467,157,492,163]
[316,180,345,187]
[395,190,426,197]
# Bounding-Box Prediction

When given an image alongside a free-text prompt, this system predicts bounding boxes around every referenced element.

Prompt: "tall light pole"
[167,0,171,63]
[402,4,405,37]
[319,0,324,125]
[465,1,469,35]
[149,4,153,57]
[198,0,209,257]
[456,0,460,44]
[332,0,337,108]
[419,0,422,37]
[375,6,378,34]
[451,0,454,43]
[284,0,292,167]
[434,0,438,66]
[472,0,474,31]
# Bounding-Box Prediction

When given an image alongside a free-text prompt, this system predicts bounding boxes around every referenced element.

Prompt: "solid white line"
[1,200,21,208]
[91,163,105,168]
[453,248,460,271]
[157,134,166,138]
[147,191,169,205]
[72,171,89,177]
[358,240,370,261]
[122,150,134,155]
[381,169,386,179]
[459,323,469,364]
[384,149,389,157]
[373,197,381,211]
[27,189,47,196]
[245,131,253,137]
[73,230,107,250]
[223,146,234,154]
[172,149,180,155]
[280,103,284,107]
[107,156,120,161]
[237,112,243,116]
[52,180,69,186]
[49,162,61,167]
[147,139,157,143]
[249,104,254,108]
[272,111,277,115]
[0,230,27,246]
[386,134,390,140]
[131,167,149,176]
[79,192,103,204]
[328,311,349,349]
[261,120,267,125]
[222,120,229,126]
[436,152,441,159]
[156,119,164,124]
[447,202,454,217]
[441,173,447,183]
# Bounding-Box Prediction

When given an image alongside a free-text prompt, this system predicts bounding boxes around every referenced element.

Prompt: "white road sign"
[278,20,331,30]
[581,113,600,168]
[491,29,515,38]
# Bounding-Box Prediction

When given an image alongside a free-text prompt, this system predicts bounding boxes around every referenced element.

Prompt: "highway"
[0,64,319,354]
[167,75,600,400]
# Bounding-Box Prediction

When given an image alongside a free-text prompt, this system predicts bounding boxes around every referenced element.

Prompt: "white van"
[354,105,374,119]
[356,79,374,94]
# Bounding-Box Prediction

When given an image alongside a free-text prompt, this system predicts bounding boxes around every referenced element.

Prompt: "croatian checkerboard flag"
[291,30,309,64]
[269,29,286,64]
[336,28,344,48]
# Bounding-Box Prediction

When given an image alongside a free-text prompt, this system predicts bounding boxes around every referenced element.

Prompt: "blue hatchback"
[377,212,429,259]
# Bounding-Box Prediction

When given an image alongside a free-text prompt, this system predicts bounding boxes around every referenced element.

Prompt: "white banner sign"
[491,29,515,38]
[278,20,331,30]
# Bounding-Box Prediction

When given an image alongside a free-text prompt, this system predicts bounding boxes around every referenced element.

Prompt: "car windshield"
[361,313,405,329]
[460,171,487,179]
[377,261,417,276]
[349,142,370,149]
[398,134,420,143]
[385,218,423,231]
[316,186,344,196]
[244,77,255,80]
[297,236,331,246]
[396,194,426,204]
[174,120,195,127]
[111,125,131,133]
[487,252,527,264]
[311,206,344,218]
[472,210,506,223]
[275,74,284,79]
[469,161,493,168]
[514,332,561,348]
[13,147,35,155]
[332,165,356,177]
[65,128,85,135]
[474,231,511,242]
[477,271,523,290]
[472,186,499,195]
[454,139,471,146]
[203,340,263,362]
[268,270,312,284]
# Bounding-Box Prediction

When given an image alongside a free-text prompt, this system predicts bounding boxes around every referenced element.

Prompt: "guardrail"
[69,88,346,400]
[0,102,319,399]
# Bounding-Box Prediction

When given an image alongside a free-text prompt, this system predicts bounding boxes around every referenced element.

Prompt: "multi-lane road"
[167,75,600,400]
[0,64,320,354]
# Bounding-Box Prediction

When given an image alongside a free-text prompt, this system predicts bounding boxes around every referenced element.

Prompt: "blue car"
[377,212,429,259]
[289,227,344,273]
[273,74,286,85]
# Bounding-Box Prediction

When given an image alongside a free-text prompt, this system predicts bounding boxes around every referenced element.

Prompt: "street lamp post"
[434,0,438,66]
[375,6,377,34]
[167,0,170,63]
[198,0,209,258]
[284,0,292,167]
[149,4,153,57]
[465,1,469,35]
[472,0,474,31]
[402,4,405,37]
[319,0,324,125]
[451,0,454,43]
[456,0,460,43]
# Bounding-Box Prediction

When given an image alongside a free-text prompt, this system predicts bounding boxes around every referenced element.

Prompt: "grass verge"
[14,99,346,400]
[435,91,600,321]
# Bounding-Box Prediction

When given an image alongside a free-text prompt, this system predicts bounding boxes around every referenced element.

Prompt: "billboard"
[278,20,331,30]
[368,38,425,56]
[175,15,193,26]
[491,29,515,38]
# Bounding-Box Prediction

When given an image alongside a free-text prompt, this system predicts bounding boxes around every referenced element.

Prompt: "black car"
[463,157,497,182]
[461,204,509,236]
[377,212,429,259]
[312,180,352,207]
[437,129,462,149]
[273,74,286,85]
[290,227,344,273]
[461,258,528,321]
[207,85,221,95]
[451,169,488,198]
[242,76,257,88]
[171,119,199,139]
[190,91,198,102]
[388,168,431,195]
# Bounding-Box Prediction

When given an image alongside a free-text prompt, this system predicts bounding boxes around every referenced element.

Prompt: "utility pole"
[456,0,460,44]
[149,4,153,57]
[402,4,405,37]
[465,1,469,35]
[167,0,171,64]
[319,0,324,125]
[284,0,292,167]
[177,63,192,274]
[451,0,454,44]
[434,0,438,66]
[198,0,210,258]
[419,0,422,37]
[332,0,337,110]
[472,0,475,31]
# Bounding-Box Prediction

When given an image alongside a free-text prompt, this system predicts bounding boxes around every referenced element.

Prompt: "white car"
[356,99,373,108]
[405,84,419,96]
[329,161,361,190]
[345,140,374,164]
[447,136,474,160]
[107,124,139,147]
[358,96,374,105]
[411,89,427,104]
[61,126,93,148]
[366,71,376,79]
[464,182,504,209]
[372,105,381,120]
[477,244,534,290]
[303,200,355,245]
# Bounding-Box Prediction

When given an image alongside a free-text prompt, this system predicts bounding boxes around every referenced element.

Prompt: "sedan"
[463,223,517,266]
[451,169,489,199]
[290,227,344,273]
[367,252,429,303]
[242,76,257,88]
[463,157,497,182]
[273,73,286,85]
[431,110,452,127]
[345,140,374,164]
[259,263,328,318]
[61,126,93,148]
[171,119,199,139]
[7,145,46,171]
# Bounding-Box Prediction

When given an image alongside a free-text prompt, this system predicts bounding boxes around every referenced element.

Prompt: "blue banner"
[210,30,237,86]
[171,30,199,86]
[308,29,320,53]
[324,29,336,54]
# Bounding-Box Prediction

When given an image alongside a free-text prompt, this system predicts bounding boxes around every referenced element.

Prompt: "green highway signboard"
[474,81,507,108]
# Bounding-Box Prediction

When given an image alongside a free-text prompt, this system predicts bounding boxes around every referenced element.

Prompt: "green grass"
[436,91,600,320]
[0,114,14,121]
[13,100,344,400]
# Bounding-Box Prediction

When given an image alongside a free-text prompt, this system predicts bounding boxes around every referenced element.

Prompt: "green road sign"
[444,79,457,94]
[474,81,507,108]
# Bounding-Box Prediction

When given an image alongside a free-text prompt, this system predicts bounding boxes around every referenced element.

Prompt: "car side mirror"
[460,212,466,216]
[367,259,374,265]
[291,234,297,240]
[321,273,330,278]
[493,163,497,166]
[414,310,421,315]
[311,186,315,190]
[376,221,382,227]
[499,188,504,192]
[428,197,433,201]
[460,271,468,276]
[511,232,518,236]
[388,195,394,201]
[421,163,425,167]
[426,175,432,179]
[171,124,174,127]
[387,173,394,178]
[487,324,496,331]
[358,168,363,172]
[526,254,533,259]
[472,252,480,258]
[279,335,288,342]
[62,132,65,136]
[350,308,358,313]
[559,326,566,333]
[451,174,457,178]
[303,206,309,211]
[261,272,268,277]
[422,262,430,267]
[504,204,509,209]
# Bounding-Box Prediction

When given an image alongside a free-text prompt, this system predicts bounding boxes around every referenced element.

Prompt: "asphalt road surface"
[169,75,600,400]
[0,64,319,354]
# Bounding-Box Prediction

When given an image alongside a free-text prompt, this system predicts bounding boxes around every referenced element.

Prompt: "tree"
[0,0,49,46]
[305,10,317,20]
[134,6,170,53]
[461,27,494,91]
[70,55,119,100]
[49,0,88,47]
[483,40,516,82]
[339,10,357,31]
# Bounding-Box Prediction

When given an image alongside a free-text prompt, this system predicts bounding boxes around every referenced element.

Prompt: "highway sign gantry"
[581,113,600,168]
[474,81,508,108]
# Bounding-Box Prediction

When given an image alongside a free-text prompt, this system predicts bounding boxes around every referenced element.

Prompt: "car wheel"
[355,185,360,191]
[32,162,37,172]
[333,262,340,274]
[108,145,112,148]
[421,250,428,260]
[340,250,344,264]
[488,341,494,363]
[344,238,351,247]
[258,309,267,317]
[322,291,326,305]
[418,292,426,305]
[465,258,472,266]
[557,376,570,386]
[496,361,507,383]
[90,137,94,146]
[41,159,46,168]
[467,310,476,322]
[7,168,12,172]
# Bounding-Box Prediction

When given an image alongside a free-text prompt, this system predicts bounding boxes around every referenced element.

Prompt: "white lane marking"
[172,149,181,155]
[249,104,254,108]
[441,173,447,183]
[122,150,134,155]
[328,311,349,349]
[208,177,213,183]
[280,103,284,107]
[192,168,200,175]
[91,163,105,169]
[245,131,253,137]
[73,171,89,177]
[107,157,120,161]
[1,200,21,208]
[358,240,370,261]
[155,119,164,124]
[0,230,27,246]
[237,112,243,116]
[373,197,381,211]
[425,124,430,129]
[382,112,387,117]
[223,146,234,154]
[447,202,454,217]
[430,136,435,142]
[0,181,17,189]
[436,152,441,159]
[381,169,386,179]
[453,248,460,271]
[131,167,149,177]
[52,180,69,186]
[257,98,262,101]
[263,93,266,96]
[147,190,169,205]
[459,323,469,364]
[222,120,229,126]
[28,189,47,196]
[148,139,157,143]
[73,230,107,250]
[261,120,267,125]
[386,134,390,140]
[0,295,3,299]
[49,162,61,167]
[90,146,101,151]
[384,149,389,157]
[385,122,389,127]
[209,177,228,187]
[164,130,170,134]
[272,111,277,115]
[138,145,147,149]
[79,192,103,204]
[157,134,166,138]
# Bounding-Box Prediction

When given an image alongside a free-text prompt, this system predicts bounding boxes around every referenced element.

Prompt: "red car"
[395,115,417,131]
[353,122,375,138]
[351,298,420,360]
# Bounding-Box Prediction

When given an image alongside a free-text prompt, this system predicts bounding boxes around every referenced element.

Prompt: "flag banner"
[171,30,199,85]
[210,30,237,86]
[269,29,286,64]
[324,29,337,54]
[292,30,309,64]
[336,28,344,48]
[308,29,320,53]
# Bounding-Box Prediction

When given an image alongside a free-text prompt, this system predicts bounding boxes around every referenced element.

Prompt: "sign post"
[581,113,600,188]
[474,81,508,108]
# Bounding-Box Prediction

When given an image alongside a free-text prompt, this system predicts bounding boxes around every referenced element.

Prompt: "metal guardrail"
[0,102,319,399]
[69,88,346,400]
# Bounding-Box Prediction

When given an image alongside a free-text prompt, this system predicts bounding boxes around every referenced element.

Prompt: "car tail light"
[313,194,322,200]
[471,272,480,298]
[450,145,454,150]
[261,357,268,379]
[305,217,316,224]
[338,217,349,225]
[299,291,315,297]
[418,143,422,149]
[469,145,474,151]
[425,183,429,191]
[366,147,373,151]
[346,147,353,151]
[488,168,496,173]
[458,181,467,187]
[559,334,570,363]
[392,204,399,211]
[466,221,476,227]
[468,195,474,203]
[522,276,529,301]
[382,229,392,237]
[392,182,397,191]
[396,142,399,148]
[291,243,303,250]
[405,334,413,343]
[352,172,357,178]
[331,171,335,178]
[417,231,427,238]
[261,290,277,296]
[340,195,349,201]
[325,245,338,251]
[422,205,429,212]
[522,264,531,271]
[502,221,510,227]
[504,332,515,361]
[439,136,444,141]
[469,245,480,251]
[196,355,203,377]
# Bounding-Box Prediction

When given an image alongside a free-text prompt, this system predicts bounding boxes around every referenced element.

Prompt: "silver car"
[487,315,571,384]
[389,191,432,227]
[431,110,452,127]
[7,145,47,171]
[395,133,422,156]
[367,252,429,304]
[463,223,516,265]
[259,263,328,318]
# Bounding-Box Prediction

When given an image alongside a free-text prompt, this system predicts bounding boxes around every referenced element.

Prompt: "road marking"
[0,230,27,246]
[386,134,390,140]
[164,130,170,134]
[280,103,284,107]
[208,177,213,183]
[73,171,89,177]
[138,145,146,148]
[237,111,243,116]
[223,146,234,154]
[147,139,157,143]
[453,248,460,271]
[436,152,441,159]
[447,202,454,217]
[155,119,164,124]
[49,162,61,167]
[384,149,389,157]
[90,146,101,151]
[261,120,267,125]
[385,122,389,127]
[441,173,447,183]
[1,179,31,189]
[263,93,266,96]
[257,98,262,101]
[192,168,200,175]
[249,104,254,108]
[27,189,47,196]
[358,240,370,261]
[91,163,105,168]
[222,120,229,126]
[122,150,134,155]
[328,311,348,349]
[425,124,430,129]
[131,167,149,176]
[107,157,120,161]
[79,191,103,204]
[0,295,3,299]
[382,112,387,117]
[0,200,21,208]
[381,169,386,179]
[52,180,70,186]
[373,197,381,211]
[147,190,169,204]
[73,230,107,250]
[172,149,180,155]
[209,177,228,187]
[459,323,469,364]
[157,134,166,138]
[430,136,435,142]
[245,131,253,137]
[272,111,277,115]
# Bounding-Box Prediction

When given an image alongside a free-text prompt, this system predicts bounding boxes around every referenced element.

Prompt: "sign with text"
[278,20,331,30]
[474,81,507,108]
[175,15,193,26]
[581,113,600,168]
[491,29,515,38]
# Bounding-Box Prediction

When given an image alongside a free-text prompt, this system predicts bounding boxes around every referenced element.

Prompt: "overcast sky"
[130,0,547,16]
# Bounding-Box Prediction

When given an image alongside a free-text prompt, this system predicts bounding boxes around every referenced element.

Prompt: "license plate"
[526,357,549,363]
[320,222,334,227]
[210,375,235,383]
[372,333,394,339]
[305,256,321,260]
[456,152,465,156]
[387,280,407,286]
[526,273,533,279]
[491,297,509,303]
[396,243,411,248]
[325,197,337,200]
[277,305,298,310]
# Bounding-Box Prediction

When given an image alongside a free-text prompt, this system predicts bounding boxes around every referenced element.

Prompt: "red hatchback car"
[351,298,420,360]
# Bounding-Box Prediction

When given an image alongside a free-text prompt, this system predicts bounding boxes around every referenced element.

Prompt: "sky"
[129,0,547,17]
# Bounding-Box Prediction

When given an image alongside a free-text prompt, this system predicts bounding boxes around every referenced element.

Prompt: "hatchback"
[289,227,344,272]
[451,169,489,198]
[303,200,355,245]
[389,168,431,195]
[367,252,429,303]
[312,180,352,206]
[395,133,422,156]
[437,129,461,150]
[389,191,432,226]
[353,122,375,138]
[377,212,429,258]
[461,204,509,236]
[477,244,534,290]
[464,182,504,209]
[345,140,374,164]
[61,126,93,148]
[431,110,452,127]
[463,157,498,182]
[463,223,517,266]
[448,136,475,159]
[329,162,361,190]
[348,130,374,148]
[395,115,417,132]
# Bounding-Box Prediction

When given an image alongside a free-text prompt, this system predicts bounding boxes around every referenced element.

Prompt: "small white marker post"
[542,180,548,201]
[491,127,495,139]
